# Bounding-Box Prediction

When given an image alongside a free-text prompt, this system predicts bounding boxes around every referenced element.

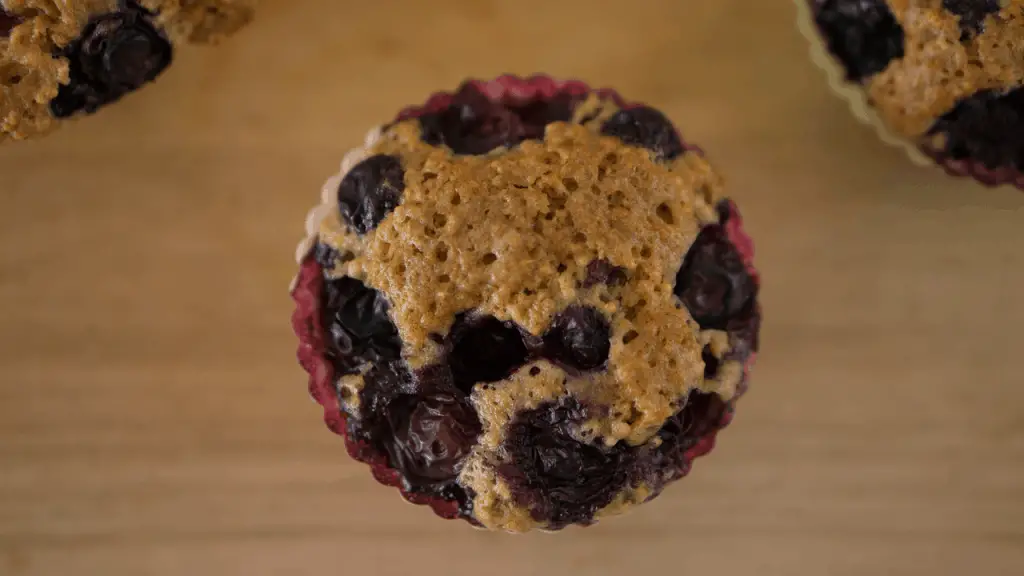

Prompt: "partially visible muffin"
[799,0,1024,188]
[291,75,762,532]
[1,0,255,141]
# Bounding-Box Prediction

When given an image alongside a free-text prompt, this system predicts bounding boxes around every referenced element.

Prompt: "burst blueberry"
[600,106,684,161]
[543,305,611,372]
[810,0,905,82]
[447,313,530,394]
[674,223,758,330]
[417,83,582,155]
[501,399,632,529]
[383,391,482,489]
[337,154,406,235]
[50,3,173,118]
[321,277,402,375]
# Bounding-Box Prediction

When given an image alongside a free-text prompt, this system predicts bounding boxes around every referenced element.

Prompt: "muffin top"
[300,79,761,532]
[810,0,1024,169]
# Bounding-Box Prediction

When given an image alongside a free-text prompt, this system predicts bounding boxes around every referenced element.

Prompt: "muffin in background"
[1,0,255,142]
[797,0,1024,189]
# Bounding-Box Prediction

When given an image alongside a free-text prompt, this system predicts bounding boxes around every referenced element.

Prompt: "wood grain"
[1,1,1022,574]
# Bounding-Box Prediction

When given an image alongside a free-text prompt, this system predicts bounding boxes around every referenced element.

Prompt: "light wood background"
[1,1,1023,574]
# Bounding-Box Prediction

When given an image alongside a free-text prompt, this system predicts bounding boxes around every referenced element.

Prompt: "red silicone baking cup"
[290,74,759,524]
[794,0,1024,191]
[920,146,1024,189]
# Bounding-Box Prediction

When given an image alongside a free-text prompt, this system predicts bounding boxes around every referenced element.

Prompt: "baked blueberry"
[501,399,632,529]
[543,305,611,372]
[810,0,905,82]
[292,76,761,532]
[512,91,580,139]
[337,154,406,234]
[674,223,758,330]
[383,391,482,491]
[417,83,525,155]
[447,313,530,393]
[416,82,583,155]
[926,87,1024,172]
[600,106,684,161]
[321,276,401,375]
[50,4,173,118]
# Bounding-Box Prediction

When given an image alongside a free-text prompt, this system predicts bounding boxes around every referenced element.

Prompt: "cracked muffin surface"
[1,0,255,141]
[804,0,1024,187]
[291,75,762,532]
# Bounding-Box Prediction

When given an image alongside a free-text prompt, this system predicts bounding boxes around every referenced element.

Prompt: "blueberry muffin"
[799,0,1024,188]
[1,0,255,141]
[290,75,762,532]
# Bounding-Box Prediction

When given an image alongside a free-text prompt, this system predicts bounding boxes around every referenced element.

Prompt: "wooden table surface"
[2,1,1023,574]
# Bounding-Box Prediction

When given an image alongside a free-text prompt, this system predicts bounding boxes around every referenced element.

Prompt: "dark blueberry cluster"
[319,257,618,506]
[416,83,582,155]
[499,387,735,527]
[543,305,611,373]
[501,398,633,529]
[413,83,687,161]
[346,360,480,507]
[943,0,1002,39]
[445,306,613,392]
[49,2,173,118]
[811,0,905,82]
[382,389,483,491]
[926,86,1024,171]
[337,154,406,235]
